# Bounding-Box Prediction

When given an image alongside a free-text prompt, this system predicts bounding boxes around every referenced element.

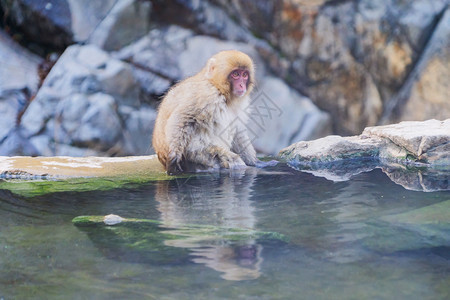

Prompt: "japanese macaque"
[152,50,276,175]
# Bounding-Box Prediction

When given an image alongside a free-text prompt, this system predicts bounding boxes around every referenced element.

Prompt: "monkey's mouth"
[234,90,246,97]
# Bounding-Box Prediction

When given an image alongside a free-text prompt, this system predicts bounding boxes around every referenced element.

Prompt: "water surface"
[1,164,449,299]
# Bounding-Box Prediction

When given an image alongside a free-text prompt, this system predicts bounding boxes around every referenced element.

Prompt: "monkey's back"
[152,72,225,166]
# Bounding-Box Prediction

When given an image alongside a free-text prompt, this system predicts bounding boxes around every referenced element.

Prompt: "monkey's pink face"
[229,69,249,97]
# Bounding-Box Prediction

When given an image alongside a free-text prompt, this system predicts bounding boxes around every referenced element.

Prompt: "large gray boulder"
[212,0,449,135]
[0,0,151,51]
[114,25,195,81]
[279,135,382,165]
[363,119,450,165]
[381,7,450,124]
[87,0,152,51]
[0,29,42,154]
[54,93,122,149]
[248,76,330,154]
[20,44,156,156]
[280,119,450,166]
[121,105,157,155]
[279,119,449,191]
[0,29,42,94]
[21,44,137,136]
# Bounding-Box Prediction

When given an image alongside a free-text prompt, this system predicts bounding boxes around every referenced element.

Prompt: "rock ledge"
[279,119,450,166]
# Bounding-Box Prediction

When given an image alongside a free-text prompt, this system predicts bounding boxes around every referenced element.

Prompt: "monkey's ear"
[205,58,216,79]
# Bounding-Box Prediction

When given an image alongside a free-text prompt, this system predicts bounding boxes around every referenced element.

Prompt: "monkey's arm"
[231,126,258,166]
[232,126,278,168]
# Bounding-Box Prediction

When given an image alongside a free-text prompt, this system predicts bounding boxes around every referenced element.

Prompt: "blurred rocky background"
[0,0,448,157]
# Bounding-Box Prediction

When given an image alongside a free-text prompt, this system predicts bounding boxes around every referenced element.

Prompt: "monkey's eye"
[231,70,240,79]
[242,72,249,79]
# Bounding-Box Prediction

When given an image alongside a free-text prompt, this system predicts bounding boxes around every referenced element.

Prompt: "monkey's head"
[204,50,255,102]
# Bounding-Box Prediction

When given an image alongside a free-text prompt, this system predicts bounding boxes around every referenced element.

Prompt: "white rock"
[103,214,125,225]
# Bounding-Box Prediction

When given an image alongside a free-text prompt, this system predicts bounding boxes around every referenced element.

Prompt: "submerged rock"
[103,214,125,225]
[365,200,450,253]
[382,200,450,225]
[72,214,287,279]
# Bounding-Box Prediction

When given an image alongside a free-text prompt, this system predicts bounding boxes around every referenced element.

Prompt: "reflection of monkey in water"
[152,50,276,175]
[155,169,263,281]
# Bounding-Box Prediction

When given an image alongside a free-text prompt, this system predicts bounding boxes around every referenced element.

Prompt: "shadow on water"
[0,163,449,298]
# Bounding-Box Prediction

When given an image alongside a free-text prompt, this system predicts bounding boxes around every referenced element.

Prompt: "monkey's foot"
[166,153,184,175]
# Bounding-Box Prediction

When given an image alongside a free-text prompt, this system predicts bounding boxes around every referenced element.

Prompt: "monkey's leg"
[165,114,197,174]
[184,149,220,171]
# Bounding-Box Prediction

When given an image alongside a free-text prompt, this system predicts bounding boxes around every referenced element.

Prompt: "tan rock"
[0,155,165,179]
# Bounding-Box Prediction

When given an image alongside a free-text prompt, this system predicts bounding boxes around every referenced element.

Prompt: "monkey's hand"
[254,159,278,168]
[220,152,246,169]
[167,152,183,175]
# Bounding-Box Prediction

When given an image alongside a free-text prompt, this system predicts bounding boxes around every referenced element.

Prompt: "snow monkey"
[152,50,276,175]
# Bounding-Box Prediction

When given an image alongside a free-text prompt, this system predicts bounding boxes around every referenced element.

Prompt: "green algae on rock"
[0,155,176,196]
[72,214,288,243]
[382,200,450,225]
[0,155,166,179]
[363,201,450,254]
